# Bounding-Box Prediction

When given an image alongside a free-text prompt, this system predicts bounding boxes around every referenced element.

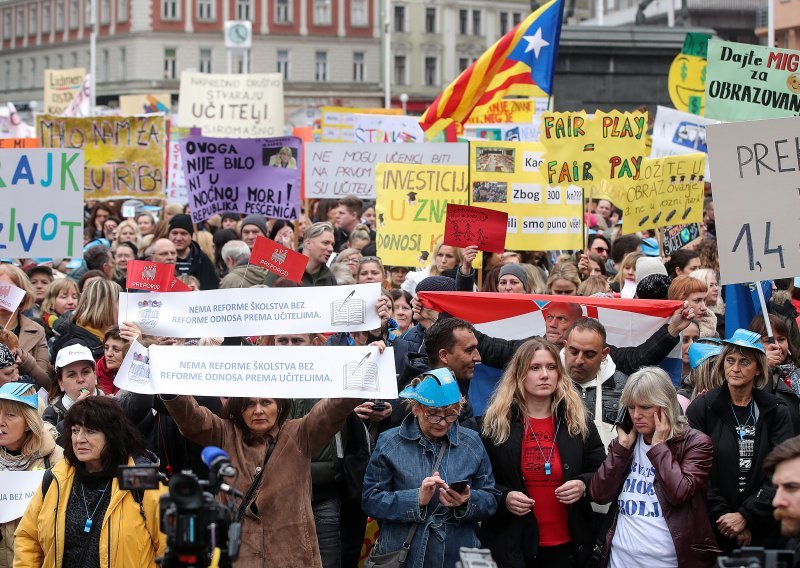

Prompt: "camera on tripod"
[118,446,244,568]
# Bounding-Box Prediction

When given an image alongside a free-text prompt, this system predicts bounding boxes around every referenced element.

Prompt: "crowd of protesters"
[3,194,800,568]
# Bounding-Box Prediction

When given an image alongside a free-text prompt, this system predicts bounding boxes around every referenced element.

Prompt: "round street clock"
[224,20,252,49]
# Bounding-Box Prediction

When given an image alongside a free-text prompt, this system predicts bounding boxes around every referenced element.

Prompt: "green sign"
[705,39,800,121]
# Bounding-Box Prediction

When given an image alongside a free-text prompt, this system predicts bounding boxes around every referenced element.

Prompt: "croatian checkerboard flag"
[417,292,685,415]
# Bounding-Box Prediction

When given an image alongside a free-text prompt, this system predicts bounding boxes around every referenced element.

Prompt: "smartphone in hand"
[614,407,634,434]
[448,479,469,493]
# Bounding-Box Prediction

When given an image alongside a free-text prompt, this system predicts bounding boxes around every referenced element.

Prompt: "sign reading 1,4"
[731,221,785,272]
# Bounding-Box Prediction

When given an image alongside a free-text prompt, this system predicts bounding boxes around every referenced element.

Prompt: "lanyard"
[80,479,111,533]
[529,411,561,476]
[730,400,755,441]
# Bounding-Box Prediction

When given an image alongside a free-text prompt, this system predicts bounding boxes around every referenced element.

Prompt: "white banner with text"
[115,341,398,399]
[0,470,45,523]
[118,283,382,338]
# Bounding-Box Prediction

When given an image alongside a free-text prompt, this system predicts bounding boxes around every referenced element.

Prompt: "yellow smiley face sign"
[668,53,707,115]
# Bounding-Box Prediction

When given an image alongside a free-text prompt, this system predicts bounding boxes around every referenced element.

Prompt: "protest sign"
[0,283,26,313]
[463,123,541,142]
[320,106,402,142]
[444,204,507,253]
[662,223,701,256]
[353,114,426,144]
[470,140,583,250]
[170,278,192,292]
[0,139,39,148]
[250,235,308,283]
[118,283,382,337]
[115,342,398,399]
[1,149,84,258]
[126,260,176,292]
[43,68,86,115]
[463,97,549,126]
[706,116,800,284]
[651,106,717,180]
[180,134,301,223]
[178,72,284,138]
[36,114,166,199]
[375,163,470,267]
[668,32,712,115]
[0,470,44,523]
[304,142,468,199]
[119,93,171,115]
[705,40,800,121]
[617,153,705,234]
[166,119,189,205]
[539,110,648,188]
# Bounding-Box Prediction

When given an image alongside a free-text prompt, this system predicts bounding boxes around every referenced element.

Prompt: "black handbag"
[364,443,448,568]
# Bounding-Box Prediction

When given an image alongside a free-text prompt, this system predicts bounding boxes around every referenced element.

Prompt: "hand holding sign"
[444,204,507,253]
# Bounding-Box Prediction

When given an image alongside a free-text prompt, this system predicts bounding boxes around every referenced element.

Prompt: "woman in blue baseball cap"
[687,328,794,553]
[677,338,722,412]
[362,368,499,567]
[0,382,63,566]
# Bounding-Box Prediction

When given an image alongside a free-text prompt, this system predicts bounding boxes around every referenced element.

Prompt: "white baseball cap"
[55,344,96,371]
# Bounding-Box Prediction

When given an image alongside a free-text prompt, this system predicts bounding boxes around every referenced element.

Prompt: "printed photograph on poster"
[472,181,508,203]
[475,147,516,173]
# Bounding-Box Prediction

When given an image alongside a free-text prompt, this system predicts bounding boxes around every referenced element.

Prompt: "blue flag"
[723,281,773,338]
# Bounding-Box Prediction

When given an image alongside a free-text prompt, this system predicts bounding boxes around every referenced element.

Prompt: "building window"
[275,0,291,23]
[458,57,469,72]
[100,0,109,23]
[3,11,11,39]
[4,62,9,86]
[393,4,405,32]
[393,54,406,85]
[199,47,212,72]
[425,7,435,33]
[164,47,176,79]
[57,53,63,67]
[29,5,37,34]
[30,57,36,85]
[55,2,64,29]
[118,0,128,21]
[512,12,521,25]
[351,0,366,26]
[17,59,23,84]
[118,46,125,79]
[424,56,437,86]
[16,9,24,36]
[313,0,330,24]
[42,4,50,33]
[71,51,78,66]
[44,54,50,68]
[352,51,365,82]
[472,10,481,35]
[235,0,251,20]
[315,50,327,81]
[277,49,289,80]
[197,0,214,20]
[499,11,508,35]
[162,0,179,20]
[101,48,108,80]
[68,0,78,28]
[458,9,467,34]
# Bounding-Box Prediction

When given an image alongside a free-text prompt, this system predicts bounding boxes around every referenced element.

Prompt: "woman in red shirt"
[480,338,606,567]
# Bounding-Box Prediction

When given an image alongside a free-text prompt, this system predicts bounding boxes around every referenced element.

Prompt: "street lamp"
[399,93,408,114]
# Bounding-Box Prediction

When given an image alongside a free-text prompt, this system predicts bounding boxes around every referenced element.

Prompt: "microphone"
[201,446,237,479]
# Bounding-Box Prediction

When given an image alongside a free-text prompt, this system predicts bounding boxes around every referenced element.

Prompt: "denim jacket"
[362,414,499,568]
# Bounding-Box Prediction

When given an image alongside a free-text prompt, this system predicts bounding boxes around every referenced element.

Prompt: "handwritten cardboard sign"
[36,114,166,199]
[180,134,301,223]
[444,205,507,253]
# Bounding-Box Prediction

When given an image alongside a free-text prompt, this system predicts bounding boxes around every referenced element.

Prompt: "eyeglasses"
[591,246,609,253]
[424,410,459,424]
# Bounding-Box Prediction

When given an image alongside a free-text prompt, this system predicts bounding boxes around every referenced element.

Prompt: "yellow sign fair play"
[375,163,471,268]
[538,110,648,189]
[617,153,706,235]
[469,140,583,250]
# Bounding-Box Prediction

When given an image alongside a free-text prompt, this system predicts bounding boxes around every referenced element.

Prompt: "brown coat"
[589,428,719,568]
[17,316,53,388]
[164,395,360,568]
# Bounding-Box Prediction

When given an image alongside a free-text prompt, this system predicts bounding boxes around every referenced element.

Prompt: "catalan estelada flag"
[419,0,563,139]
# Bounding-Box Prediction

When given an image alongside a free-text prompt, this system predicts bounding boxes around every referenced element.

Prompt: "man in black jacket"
[765,436,800,567]
[168,214,220,290]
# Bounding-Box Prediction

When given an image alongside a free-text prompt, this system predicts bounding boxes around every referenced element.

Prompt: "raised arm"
[161,394,227,448]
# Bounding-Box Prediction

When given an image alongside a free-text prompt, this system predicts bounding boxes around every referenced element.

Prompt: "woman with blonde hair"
[0,264,52,388]
[481,338,605,567]
[39,279,80,341]
[691,268,724,336]
[50,279,121,363]
[0,382,64,567]
[331,248,362,279]
[546,263,581,295]
[402,240,463,294]
[591,367,717,567]
[345,224,372,252]
[113,219,142,251]
[610,251,642,294]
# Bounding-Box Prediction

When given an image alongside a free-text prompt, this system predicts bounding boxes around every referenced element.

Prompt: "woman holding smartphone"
[590,367,718,567]
[480,338,605,567]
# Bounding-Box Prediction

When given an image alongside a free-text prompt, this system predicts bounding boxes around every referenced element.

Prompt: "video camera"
[118,446,244,568]
[716,547,795,568]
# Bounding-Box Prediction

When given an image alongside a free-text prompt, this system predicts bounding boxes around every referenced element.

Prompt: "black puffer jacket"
[49,313,104,363]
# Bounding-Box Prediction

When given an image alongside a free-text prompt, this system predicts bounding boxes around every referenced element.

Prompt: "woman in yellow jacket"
[14,397,165,568]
